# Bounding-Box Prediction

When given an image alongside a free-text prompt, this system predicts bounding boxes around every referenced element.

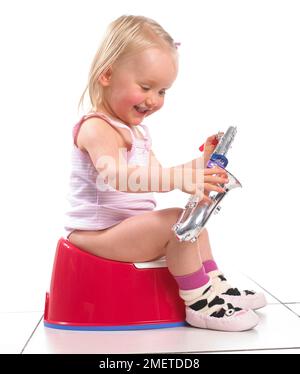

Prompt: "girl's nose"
[145,95,157,109]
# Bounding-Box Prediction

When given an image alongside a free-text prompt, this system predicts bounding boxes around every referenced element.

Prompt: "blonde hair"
[79,15,177,112]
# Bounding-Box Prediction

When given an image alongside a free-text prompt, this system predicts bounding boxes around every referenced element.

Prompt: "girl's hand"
[203,133,223,166]
[180,167,228,203]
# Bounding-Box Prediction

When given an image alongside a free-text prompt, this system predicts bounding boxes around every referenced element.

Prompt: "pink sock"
[174,266,209,290]
[203,259,218,273]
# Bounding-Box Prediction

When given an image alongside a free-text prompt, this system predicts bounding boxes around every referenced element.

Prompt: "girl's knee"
[163,207,183,221]
[199,227,208,237]
[157,208,182,231]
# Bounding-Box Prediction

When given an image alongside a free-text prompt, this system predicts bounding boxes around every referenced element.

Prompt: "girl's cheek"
[127,90,145,105]
[156,98,164,111]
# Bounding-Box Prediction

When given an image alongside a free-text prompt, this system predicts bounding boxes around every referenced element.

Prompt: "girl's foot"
[209,270,267,310]
[180,281,259,332]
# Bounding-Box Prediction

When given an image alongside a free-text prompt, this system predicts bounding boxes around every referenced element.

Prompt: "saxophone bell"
[173,168,241,242]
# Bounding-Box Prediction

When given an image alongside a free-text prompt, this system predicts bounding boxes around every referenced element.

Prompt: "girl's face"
[99,47,178,126]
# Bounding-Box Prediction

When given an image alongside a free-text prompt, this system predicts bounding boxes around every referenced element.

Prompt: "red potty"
[44,238,186,330]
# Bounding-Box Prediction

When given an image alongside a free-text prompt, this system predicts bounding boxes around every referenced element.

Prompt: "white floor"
[2,272,299,354]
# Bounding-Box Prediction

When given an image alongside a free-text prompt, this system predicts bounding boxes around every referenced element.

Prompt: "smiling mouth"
[134,105,150,114]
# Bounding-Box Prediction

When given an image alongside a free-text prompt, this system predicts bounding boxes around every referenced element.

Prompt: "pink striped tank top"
[64,112,157,238]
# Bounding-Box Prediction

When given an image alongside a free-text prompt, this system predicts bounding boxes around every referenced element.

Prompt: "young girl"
[64,15,266,332]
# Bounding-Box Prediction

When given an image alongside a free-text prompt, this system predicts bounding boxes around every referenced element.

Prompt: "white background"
[0,0,299,312]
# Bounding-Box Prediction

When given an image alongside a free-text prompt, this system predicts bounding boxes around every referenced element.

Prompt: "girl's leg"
[165,226,259,330]
[196,228,214,262]
[69,207,199,269]
[70,207,205,275]
[167,229,258,331]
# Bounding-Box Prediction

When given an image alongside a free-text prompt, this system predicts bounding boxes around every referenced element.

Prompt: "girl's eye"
[141,86,150,91]
[159,90,166,96]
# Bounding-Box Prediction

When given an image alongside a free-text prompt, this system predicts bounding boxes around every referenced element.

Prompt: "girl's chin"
[130,115,144,125]
[119,110,148,125]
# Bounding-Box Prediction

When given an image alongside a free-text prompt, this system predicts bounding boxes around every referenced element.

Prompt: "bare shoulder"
[76,117,119,152]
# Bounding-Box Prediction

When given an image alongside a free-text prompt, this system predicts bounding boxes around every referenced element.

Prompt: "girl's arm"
[77,118,227,196]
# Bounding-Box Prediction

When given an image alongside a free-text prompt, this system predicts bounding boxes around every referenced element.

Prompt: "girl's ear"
[98,67,112,86]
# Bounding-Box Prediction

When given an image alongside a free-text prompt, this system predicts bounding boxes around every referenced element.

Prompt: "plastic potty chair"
[44,238,186,330]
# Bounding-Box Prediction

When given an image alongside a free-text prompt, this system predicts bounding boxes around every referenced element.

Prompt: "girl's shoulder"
[75,113,133,153]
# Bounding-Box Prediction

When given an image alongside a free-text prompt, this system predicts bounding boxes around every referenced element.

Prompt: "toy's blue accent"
[210,153,228,168]
[44,321,187,331]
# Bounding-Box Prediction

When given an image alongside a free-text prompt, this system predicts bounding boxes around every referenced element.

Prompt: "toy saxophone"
[172,126,241,242]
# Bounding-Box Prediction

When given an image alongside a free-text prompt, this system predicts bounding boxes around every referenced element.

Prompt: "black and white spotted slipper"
[209,271,267,310]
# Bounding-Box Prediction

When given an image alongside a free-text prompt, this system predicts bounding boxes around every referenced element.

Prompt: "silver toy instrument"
[172,126,241,242]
